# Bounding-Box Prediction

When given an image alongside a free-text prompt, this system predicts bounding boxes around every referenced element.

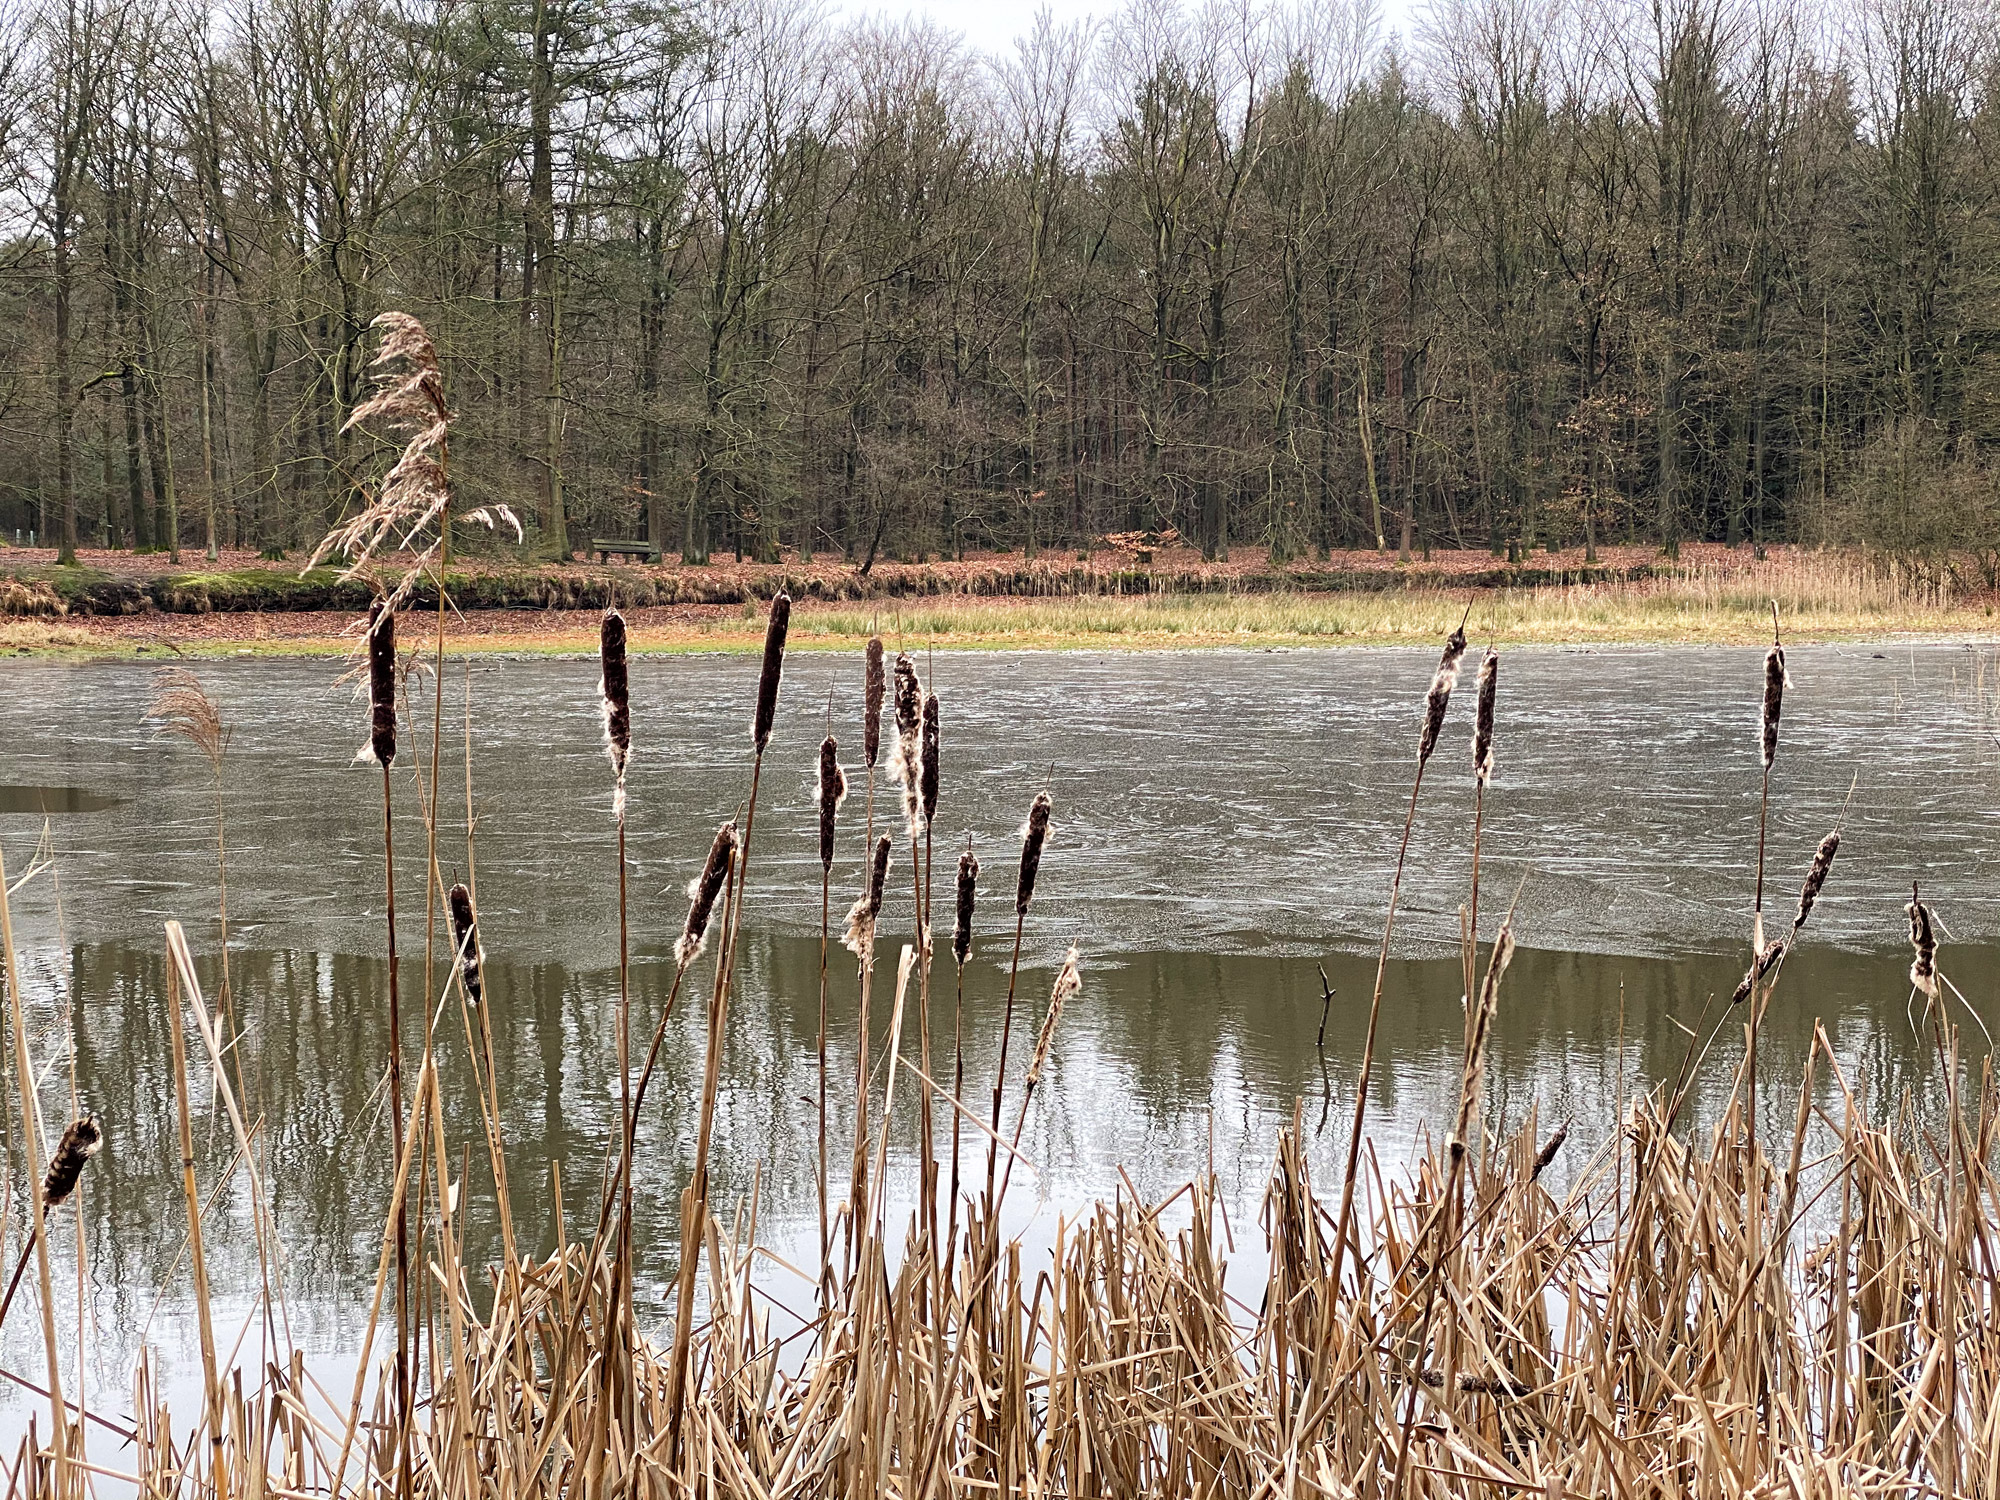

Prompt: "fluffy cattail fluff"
[600,609,631,795]
[751,593,791,754]
[1472,649,1499,785]
[361,600,397,767]
[1761,643,1787,769]
[891,654,923,834]
[863,638,886,768]
[953,844,979,968]
[1729,939,1788,1006]
[1794,829,1840,933]
[447,883,483,1006]
[1532,1118,1570,1182]
[678,823,737,966]
[816,735,847,871]
[43,1115,102,1207]
[1908,885,1939,998]
[1025,946,1082,1088]
[1017,791,1052,915]
[1419,617,1470,766]
[920,694,940,827]
[843,836,893,957]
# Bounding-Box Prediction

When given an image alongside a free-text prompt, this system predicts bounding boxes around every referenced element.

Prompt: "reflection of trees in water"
[8,933,1983,1380]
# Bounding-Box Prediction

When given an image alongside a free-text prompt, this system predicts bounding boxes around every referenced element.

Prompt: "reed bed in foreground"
[3,319,1995,1497]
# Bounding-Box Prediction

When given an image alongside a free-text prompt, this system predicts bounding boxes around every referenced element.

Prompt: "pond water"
[2,641,1999,1426]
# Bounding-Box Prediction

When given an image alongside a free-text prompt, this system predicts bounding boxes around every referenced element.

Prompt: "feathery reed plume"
[1025,947,1082,1090]
[41,1115,100,1207]
[1017,791,1052,915]
[361,601,397,767]
[150,668,229,768]
[891,653,923,835]
[1471,649,1498,785]
[1908,884,1939,999]
[1794,829,1840,933]
[447,884,483,1007]
[1418,612,1470,766]
[678,824,737,966]
[864,638,886,768]
[921,694,940,828]
[843,836,893,957]
[1532,1117,1570,1181]
[953,845,979,969]
[601,609,631,805]
[816,736,847,870]
[751,594,792,753]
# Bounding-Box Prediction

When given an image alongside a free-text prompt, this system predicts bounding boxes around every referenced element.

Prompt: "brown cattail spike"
[1794,829,1840,934]
[920,694,941,828]
[1908,884,1939,999]
[816,735,847,871]
[1532,1118,1570,1181]
[1472,649,1498,785]
[678,823,737,966]
[752,594,791,754]
[448,883,483,1006]
[1017,791,1052,915]
[1419,616,1470,766]
[953,843,979,968]
[600,608,631,786]
[363,600,396,767]
[1761,643,1786,770]
[863,638,886,768]
[43,1115,102,1207]
[843,836,894,957]
[892,654,923,834]
[1729,938,1788,1006]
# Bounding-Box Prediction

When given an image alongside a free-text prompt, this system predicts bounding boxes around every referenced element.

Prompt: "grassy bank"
[0,587,1990,1497]
[3,549,1995,658]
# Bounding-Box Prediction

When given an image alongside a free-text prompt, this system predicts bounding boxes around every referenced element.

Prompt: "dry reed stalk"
[845,833,893,1251]
[815,733,847,1269]
[947,841,979,1269]
[995,946,1080,1204]
[986,791,1052,1210]
[668,591,789,1450]
[149,668,235,1049]
[1330,612,1465,1302]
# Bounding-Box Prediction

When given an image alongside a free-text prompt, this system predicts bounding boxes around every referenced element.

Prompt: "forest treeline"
[2,0,1998,573]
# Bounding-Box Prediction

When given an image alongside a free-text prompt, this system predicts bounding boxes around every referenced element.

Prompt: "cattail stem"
[818,867,831,1276]
[378,762,410,1445]
[984,909,1028,1216]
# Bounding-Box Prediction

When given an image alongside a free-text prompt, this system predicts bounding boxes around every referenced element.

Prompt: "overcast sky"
[829,0,1421,64]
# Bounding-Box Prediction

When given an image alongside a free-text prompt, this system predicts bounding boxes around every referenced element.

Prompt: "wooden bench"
[591,538,662,564]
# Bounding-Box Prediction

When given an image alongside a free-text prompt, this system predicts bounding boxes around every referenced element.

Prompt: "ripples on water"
[2,642,1999,1405]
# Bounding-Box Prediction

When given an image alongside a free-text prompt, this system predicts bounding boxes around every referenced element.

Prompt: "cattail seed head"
[816,735,847,871]
[43,1115,101,1207]
[863,638,886,768]
[448,883,483,1006]
[1017,791,1052,915]
[362,600,397,767]
[843,836,894,957]
[1025,946,1082,1088]
[1532,1118,1570,1181]
[920,694,940,828]
[1794,829,1840,933]
[1761,645,1786,769]
[678,822,737,966]
[953,843,979,968]
[1419,618,1469,766]
[892,654,923,835]
[752,593,791,754]
[600,609,631,793]
[1908,884,1939,998]
[1729,938,1788,1006]
[1472,649,1498,785]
